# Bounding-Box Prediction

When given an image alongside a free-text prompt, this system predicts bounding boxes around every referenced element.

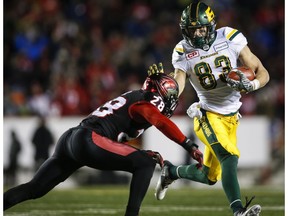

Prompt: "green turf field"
[4,186,284,216]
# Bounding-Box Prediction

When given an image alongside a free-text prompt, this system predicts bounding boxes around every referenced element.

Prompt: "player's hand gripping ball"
[227,66,255,81]
[226,66,257,93]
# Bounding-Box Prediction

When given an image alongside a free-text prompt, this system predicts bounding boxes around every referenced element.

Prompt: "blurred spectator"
[4,85,30,116]
[27,82,52,116]
[51,76,90,115]
[4,130,22,186]
[31,117,54,171]
[14,25,49,61]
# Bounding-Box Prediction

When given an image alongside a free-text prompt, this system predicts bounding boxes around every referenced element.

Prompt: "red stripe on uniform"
[92,132,137,156]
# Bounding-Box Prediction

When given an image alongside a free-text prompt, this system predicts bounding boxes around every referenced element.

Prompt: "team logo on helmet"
[180,1,217,50]
[142,74,179,117]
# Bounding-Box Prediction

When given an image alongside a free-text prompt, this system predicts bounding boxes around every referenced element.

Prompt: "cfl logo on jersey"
[186,51,199,59]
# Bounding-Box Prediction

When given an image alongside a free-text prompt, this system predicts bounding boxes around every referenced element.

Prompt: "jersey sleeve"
[172,41,189,73]
[129,102,186,144]
[224,27,248,57]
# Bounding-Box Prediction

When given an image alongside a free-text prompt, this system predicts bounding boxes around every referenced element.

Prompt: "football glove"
[147,62,164,76]
[144,150,164,168]
[181,138,203,168]
[226,69,254,93]
[187,102,202,119]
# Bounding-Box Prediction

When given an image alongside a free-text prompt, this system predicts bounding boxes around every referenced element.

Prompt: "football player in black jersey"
[4,66,203,216]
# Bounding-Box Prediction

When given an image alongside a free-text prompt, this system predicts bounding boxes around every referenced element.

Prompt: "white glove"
[187,102,202,119]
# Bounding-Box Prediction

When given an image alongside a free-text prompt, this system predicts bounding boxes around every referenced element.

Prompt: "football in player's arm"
[4,67,203,216]
[150,1,269,216]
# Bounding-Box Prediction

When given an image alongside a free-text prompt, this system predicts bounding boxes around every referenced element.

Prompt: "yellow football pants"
[194,110,240,182]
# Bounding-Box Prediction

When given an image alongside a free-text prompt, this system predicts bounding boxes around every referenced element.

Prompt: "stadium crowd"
[4,0,284,117]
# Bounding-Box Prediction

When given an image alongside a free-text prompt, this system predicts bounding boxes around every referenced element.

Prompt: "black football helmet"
[180,1,216,51]
[142,73,179,117]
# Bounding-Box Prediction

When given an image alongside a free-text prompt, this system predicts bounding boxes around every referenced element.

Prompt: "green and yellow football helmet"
[180,1,217,51]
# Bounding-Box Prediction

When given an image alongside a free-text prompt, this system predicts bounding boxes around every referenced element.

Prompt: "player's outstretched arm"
[130,102,203,166]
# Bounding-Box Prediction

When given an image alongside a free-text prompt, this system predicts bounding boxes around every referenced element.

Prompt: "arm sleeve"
[129,102,186,144]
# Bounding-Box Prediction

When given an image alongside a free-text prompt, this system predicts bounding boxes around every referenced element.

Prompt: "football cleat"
[234,196,261,216]
[234,205,261,216]
[155,160,175,200]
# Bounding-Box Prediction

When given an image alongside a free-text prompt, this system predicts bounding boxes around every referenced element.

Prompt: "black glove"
[143,150,164,168]
[181,138,203,168]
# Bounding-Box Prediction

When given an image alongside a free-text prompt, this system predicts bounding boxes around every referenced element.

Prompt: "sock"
[169,164,211,184]
[221,155,243,212]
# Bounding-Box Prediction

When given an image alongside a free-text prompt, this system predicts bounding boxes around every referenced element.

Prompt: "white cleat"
[234,204,261,216]
[155,160,175,200]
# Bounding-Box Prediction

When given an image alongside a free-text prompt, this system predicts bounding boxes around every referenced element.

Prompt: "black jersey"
[81,90,165,142]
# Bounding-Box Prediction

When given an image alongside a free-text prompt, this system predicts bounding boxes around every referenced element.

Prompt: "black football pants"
[4,127,157,216]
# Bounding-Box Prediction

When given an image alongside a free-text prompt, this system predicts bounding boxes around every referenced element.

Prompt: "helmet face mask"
[183,26,208,49]
[142,74,179,117]
[180,2,216,50]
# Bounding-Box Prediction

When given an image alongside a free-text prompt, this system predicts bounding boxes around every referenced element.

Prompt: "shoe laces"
[243,195,256,210]
[163,176,174,187]
[162,167,174,188]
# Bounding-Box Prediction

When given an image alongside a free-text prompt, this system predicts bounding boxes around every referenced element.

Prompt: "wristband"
[181,138,198,152]
[251,79,260,91]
